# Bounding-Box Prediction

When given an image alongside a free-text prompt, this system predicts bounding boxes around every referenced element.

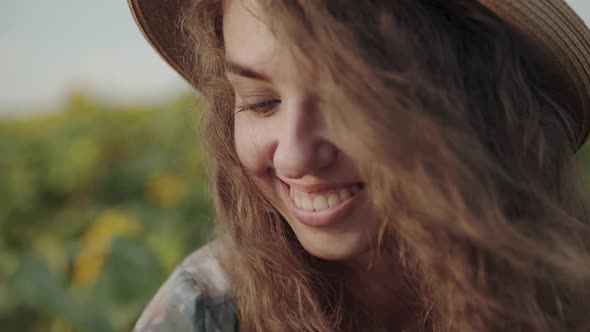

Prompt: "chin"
[293,226,375,261]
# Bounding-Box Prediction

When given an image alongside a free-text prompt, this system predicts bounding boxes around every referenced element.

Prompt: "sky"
[1,0,590,116]
[0,0,190,115]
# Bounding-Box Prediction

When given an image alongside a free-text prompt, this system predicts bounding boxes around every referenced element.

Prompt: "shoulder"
[133,240,238,332]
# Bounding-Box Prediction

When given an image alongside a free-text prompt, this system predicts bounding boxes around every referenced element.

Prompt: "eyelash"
[235,99,281,115]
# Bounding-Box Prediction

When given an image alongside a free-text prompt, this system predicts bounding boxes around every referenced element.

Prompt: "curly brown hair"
[181,0,590,331]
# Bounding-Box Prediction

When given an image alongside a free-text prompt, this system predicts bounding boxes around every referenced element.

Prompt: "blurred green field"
[2,93,590,332]
[0,93,214,332]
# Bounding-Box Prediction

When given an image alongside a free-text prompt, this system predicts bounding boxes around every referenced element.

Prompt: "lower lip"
[280,181,365,228]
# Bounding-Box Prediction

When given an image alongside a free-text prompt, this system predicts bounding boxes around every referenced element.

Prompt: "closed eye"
[235,99,281,116]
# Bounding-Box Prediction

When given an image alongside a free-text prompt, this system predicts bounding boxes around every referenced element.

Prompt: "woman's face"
[223,0,380,261]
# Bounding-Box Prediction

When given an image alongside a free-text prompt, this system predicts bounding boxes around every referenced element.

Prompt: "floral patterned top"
[133,240,239,332]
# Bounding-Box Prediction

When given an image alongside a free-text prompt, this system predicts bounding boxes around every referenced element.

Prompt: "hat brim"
[128,0,195,86]
[129,0,590,150]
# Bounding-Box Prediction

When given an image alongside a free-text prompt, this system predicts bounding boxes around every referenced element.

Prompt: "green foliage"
[3,91,590,332]
[0,93,213,332]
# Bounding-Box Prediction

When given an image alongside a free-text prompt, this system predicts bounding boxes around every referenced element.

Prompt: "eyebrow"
[224,58,271,82]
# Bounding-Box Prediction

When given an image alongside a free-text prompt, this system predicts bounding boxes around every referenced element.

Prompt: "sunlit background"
[2,1,590,331]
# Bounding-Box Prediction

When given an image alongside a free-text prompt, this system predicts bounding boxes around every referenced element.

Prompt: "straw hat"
[128,0,590,151]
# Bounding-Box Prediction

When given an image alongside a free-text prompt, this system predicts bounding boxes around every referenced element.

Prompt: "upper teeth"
[290,184,362,212]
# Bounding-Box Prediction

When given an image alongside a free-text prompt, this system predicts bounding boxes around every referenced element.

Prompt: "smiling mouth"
[287,182,365,212]
[279,180,366,228]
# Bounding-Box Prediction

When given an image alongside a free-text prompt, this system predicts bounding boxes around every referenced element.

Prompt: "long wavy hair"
[181,0,590,331]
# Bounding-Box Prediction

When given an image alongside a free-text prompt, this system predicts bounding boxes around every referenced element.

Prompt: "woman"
[129,0,590,331]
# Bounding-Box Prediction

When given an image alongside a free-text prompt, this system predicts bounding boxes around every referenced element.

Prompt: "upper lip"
[279,178,362,194]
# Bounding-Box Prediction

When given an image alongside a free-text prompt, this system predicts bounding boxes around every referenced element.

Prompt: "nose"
[272,98,338,179]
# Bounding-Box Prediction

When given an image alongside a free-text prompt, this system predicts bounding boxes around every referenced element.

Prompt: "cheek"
[234,116,270,174]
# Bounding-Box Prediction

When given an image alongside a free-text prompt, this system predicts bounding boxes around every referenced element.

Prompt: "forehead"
[222,0,277,71]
